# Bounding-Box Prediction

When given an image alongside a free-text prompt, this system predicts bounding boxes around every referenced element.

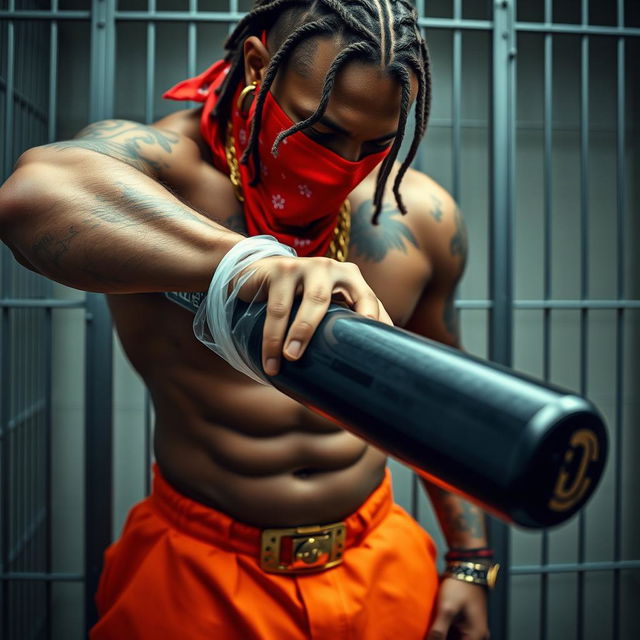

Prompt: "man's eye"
[308,127,335,140]
[366,140,393,152]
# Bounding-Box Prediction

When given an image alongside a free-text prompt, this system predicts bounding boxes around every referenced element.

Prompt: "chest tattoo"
[350,200,419,263]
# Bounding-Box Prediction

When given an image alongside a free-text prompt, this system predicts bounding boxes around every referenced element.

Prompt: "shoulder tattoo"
[350,199,419,263]
[431,194,443,222]
[450,206,468,263]
[45,120,179,174]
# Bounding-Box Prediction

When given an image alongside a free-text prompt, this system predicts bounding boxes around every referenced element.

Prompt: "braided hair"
[213,0,432,224]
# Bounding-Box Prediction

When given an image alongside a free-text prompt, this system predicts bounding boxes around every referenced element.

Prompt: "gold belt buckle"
[260,522,346,574]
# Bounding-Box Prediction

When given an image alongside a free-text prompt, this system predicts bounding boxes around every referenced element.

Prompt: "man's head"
[214,0,431,224]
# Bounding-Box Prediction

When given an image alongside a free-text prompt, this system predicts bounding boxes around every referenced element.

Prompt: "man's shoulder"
[151,107,215,164]
[349,165,465,267]
[348,166,466,325]
[400,168,461,243]
[148,108,239,215]
[384,167,465,277]
[152,107,203,142]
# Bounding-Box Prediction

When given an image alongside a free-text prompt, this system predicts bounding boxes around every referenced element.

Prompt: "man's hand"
[426,578,490,640]
[239,256,392,376]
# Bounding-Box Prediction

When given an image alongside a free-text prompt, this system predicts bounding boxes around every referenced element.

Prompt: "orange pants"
[91,466,439,639]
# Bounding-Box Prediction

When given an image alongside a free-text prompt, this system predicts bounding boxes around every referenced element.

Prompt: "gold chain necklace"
[224,122,351,262]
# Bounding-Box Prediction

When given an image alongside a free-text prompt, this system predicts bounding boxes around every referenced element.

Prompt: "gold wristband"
[443,561,500,590]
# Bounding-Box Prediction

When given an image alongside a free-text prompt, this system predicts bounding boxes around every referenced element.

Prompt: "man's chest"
[220,205,430,327]
[181,163,433,326]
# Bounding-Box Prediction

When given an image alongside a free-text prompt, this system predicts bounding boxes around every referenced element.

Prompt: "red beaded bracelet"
[445,548,495,562]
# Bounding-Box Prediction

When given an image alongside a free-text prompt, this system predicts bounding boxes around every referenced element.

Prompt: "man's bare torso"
[107,109,449,528]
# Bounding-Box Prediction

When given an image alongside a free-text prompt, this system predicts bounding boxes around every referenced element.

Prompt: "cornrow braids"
[372,63,412,221]
[242,18,335,185]
[271,41,377,156]
[216,0,433,224]
[316,0,377,42]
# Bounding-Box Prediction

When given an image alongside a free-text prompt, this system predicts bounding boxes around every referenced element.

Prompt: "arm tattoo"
[32,226,80,268]
[30,182,213,268]
[45,120,179,174]
[431,194,443,222]
[94,182,215,230]
[443,207,466,341]
[447,499,485,539]
[222,211,248,235]
[430,486,486,541]
[350,199,419,263]
[450,206,468,262]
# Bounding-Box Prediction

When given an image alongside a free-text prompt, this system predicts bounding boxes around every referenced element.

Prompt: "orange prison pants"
[90,465,439,640]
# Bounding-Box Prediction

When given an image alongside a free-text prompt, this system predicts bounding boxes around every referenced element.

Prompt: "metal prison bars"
[0,0,638,638]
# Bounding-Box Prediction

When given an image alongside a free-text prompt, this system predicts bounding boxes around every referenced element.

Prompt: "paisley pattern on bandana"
[163,60,390,257]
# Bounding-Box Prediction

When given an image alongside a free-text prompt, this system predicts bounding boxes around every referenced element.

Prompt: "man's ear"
[243,36,271,86]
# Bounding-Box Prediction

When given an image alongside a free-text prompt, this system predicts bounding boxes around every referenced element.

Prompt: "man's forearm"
[422,481,488,549]
[0,146,239,293]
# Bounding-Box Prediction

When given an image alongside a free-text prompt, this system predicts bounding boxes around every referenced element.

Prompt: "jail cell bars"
[0,1,639,639]
[508,2,640,640]
[1,3,56,640]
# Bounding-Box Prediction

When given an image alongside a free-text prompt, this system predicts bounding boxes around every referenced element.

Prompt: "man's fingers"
[334,262,388,324]
[261,276,297,376]
[245,256,392,373]
[351,286,385,322]
[283,273,333,362]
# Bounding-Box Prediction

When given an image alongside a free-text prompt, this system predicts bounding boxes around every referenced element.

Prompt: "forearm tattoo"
[97,183,214,230]
[350,199,419,262]
[31,182,213,271]
[45,120,179,174]
[429,486,486,542]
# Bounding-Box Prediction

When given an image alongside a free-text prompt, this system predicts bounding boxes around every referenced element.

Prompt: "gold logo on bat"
[549,429,600,512]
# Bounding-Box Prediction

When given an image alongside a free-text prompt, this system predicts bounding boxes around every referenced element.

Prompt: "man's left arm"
[405,193,491,640]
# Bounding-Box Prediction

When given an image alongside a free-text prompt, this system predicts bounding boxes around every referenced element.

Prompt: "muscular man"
[0,1,492,638]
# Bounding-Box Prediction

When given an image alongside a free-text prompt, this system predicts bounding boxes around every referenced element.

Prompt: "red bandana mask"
[164,60,391,257]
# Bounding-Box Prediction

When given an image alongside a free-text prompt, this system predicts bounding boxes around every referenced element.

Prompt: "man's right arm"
[0,119,390,372]
[0,119,239,293]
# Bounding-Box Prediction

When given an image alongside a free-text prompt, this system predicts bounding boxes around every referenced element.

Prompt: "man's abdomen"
[152,403,387,528]
[108,290,387,528]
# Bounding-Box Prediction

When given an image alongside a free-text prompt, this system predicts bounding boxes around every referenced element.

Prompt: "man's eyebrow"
[304,112,397,143]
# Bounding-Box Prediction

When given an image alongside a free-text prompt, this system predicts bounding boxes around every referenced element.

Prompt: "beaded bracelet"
[445,547,495,563]
[443,560,500,590]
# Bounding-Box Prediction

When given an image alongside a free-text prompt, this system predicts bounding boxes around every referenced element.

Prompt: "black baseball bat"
[166,293,608,529]
[234,302,608,529]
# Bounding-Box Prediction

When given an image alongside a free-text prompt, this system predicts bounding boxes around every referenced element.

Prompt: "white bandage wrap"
[193,235,297,385]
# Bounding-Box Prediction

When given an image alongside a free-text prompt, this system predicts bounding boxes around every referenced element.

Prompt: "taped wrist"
[192,234,296,385]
